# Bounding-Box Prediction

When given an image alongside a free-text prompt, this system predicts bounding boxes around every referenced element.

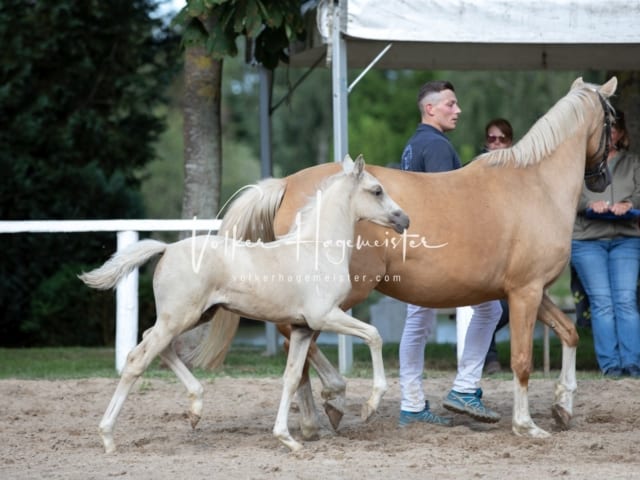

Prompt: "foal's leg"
[99,309,201,453]
[273,325,314,452]
[538,294,579,430]
[278,324,347,431]
[281,330,320,440]
[312,308,387,421]
[99,323,179,453]
[508,287,550,438]
[158,341,204,429]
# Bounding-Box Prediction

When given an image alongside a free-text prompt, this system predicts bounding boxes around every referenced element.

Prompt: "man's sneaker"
[442,388,500,423]
[398,401,453,428]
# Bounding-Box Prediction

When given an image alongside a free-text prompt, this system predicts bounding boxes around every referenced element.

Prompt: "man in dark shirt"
[398,80,502,428]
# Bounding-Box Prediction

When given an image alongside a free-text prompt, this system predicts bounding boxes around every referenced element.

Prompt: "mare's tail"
[190,178,287,369]
[78,239,167,290]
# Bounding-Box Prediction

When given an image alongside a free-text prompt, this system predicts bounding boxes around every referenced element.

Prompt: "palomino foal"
[80,155,409,453]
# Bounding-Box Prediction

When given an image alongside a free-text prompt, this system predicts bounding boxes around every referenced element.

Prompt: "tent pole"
[332,1,353,375]
[259,65,279,356]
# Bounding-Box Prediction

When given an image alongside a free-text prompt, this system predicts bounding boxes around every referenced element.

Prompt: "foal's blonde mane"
[485,83,607,168]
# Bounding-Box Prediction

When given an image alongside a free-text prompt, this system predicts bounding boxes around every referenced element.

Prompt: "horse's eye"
[372,186,383,196]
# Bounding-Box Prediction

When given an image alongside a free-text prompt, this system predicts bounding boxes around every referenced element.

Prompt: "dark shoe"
[603,368,623,378]
[399,401,453,427]
[623,366,640,378]
[484,360,502,375]
[442,388,500,423]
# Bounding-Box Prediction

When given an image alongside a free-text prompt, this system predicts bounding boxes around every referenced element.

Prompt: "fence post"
[115,230,139,373]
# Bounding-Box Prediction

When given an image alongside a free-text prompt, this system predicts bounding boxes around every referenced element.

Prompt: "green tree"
[0,0,178,346]
[176,0,306,219]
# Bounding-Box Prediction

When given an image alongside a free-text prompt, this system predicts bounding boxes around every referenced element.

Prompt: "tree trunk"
[174,43,223,365]
[182,44,222,224]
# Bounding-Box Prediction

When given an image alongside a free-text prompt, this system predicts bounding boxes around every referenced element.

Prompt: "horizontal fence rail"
[0,219,223,373]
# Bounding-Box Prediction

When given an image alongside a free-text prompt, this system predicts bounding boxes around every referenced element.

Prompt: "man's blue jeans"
[571,237,640,373]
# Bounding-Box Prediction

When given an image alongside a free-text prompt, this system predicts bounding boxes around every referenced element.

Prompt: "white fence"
[0,219,221,372]
[0,218,354,374]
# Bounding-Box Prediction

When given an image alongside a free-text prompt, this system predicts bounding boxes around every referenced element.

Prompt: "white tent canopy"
[282,0,640,372]
[291,0,640,70]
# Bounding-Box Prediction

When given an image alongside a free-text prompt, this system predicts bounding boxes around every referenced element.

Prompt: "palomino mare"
[194,77,617,439]
[79,155,409,453]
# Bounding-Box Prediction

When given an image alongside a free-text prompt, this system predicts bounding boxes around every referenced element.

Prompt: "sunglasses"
[487,135,509,144]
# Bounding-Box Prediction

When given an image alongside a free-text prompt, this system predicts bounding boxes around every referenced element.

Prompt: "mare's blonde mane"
[485,84,606,168]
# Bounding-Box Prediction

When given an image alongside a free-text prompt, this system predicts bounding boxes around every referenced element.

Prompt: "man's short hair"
[417,80,455,112]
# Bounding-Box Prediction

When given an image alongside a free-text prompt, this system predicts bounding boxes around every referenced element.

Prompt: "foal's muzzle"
[390,210,410,233]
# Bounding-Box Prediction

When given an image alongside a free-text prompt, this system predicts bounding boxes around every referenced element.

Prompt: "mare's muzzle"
[584,160,611,193]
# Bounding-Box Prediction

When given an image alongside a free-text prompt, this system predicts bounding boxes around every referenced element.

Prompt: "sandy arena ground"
[1,374,639,479]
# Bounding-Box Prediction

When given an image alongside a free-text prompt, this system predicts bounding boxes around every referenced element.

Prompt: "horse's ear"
[342,154,355,174]
[571,77,584,90]
[599,77,618,98]
[353,154,365,178]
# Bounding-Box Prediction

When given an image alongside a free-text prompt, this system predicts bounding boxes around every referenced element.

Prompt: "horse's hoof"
[361,402,377,422]
[101,435,116,454]
[551,404,571,430]
[512,423,551,438]
[300,423,320,441]
[323,401,344,430]
[277,437,304,452]
[188,412,201,429]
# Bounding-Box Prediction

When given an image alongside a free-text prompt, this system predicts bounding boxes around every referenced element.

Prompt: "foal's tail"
[191,178,287,369]
[78,239,167,290]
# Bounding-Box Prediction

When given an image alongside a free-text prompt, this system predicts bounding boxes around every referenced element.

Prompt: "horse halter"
[583,92,614,192]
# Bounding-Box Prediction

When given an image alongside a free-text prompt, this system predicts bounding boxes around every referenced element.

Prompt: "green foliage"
[178,0,305,68]
[0,0,179,346]
[349,70,607,166]
[0,332,600,379]
[349,70,431,167]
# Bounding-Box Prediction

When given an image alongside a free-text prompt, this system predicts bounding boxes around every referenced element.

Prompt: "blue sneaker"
[399,401,453,428]
[442,388,500,423]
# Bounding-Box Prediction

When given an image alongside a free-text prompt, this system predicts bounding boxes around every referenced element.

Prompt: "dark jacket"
[400,124,461,173]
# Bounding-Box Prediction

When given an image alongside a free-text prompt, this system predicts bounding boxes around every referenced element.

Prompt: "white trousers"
[399,300,503,412]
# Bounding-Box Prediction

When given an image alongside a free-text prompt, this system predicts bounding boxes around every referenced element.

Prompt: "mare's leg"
[308,341,347,430]
[312,308,387,420]
[508,287,550,438]
[273,325,314,452]
[537,294,579,430]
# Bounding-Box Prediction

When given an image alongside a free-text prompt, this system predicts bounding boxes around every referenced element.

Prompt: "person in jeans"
[571,110,640,378]
[398,80,502,427]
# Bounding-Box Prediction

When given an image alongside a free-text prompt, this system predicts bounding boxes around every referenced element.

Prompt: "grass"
[0,327,600,380]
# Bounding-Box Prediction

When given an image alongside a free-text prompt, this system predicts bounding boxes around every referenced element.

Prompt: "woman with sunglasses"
[483,118,513,152]
[481,118,513,375]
